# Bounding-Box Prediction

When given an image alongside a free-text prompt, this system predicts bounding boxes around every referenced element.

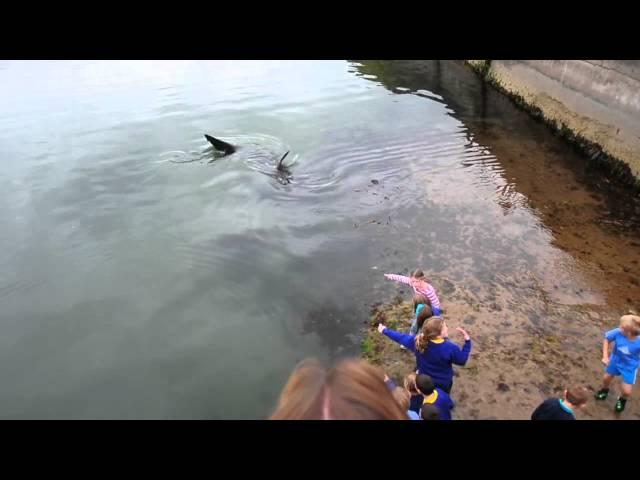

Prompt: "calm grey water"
[1,60,638,419]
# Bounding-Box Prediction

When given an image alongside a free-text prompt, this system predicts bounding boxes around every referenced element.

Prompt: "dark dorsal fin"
[277,151,290,171]
[204,134,236,154]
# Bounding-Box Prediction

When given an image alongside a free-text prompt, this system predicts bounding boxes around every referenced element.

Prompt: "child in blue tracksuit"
[595,314,640,413]
[378,316,472,393]
[416,374,454,420]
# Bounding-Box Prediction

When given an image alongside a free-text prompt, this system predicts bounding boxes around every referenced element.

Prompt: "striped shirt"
[384,274,441,311]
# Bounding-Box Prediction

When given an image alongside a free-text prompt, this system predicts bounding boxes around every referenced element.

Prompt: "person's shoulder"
[442,339,462,350]
[605,327,622,338]
[532,398,562,419]
[534,397,557,411]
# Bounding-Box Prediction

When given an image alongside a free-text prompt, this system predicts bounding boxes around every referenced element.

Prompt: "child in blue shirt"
[415,374,454,420]
[378,317,472,393]
[595,314,640,413]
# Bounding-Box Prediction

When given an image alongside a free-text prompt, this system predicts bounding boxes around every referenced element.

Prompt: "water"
[1,60,639,419]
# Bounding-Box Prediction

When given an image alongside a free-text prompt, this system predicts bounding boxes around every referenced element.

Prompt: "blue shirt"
[422,387,455,421]
[407,410,421,420]
[409,394,424,413]
[605,328,640,370]
[382,328,472,388]
[558,400,573,415]
[531,398,575,420]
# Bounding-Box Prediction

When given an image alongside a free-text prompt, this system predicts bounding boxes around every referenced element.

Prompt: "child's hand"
[601,356,609,366]
[377,324,387,334]
[384,374,390,383]
[456,327,471,341]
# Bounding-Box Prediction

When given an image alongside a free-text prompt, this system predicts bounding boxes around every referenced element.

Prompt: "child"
[384,373,421,420]
[378,317,471,393]
[392,387,421,420]
[404,372,424,414]
[420,403,441,420]
[384,269,443,316]
[595,314,640,413]
[531,387,589,420]
[415,374,454,420]
[402,296,433,350]
[410,294,433,336]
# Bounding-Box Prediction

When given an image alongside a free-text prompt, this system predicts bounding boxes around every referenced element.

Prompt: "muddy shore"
[362,285,639,420]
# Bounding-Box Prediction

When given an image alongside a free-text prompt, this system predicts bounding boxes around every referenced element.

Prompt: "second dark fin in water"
[277,151,290,171]
[204,134,236,155]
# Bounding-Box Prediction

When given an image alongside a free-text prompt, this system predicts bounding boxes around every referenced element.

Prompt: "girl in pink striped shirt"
[384,269,443,316]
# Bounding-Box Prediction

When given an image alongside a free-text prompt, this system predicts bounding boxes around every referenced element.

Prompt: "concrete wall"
[467,60,640,182]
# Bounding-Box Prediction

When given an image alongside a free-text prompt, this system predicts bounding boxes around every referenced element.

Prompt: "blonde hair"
[270,358,407,420]
[620,314,640,336]
[404,373,419,395]
[416,317,445,353]
[392,387,411,411]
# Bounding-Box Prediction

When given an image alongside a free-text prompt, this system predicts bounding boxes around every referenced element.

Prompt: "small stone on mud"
[464,317,476,325]
[497,382,510,392]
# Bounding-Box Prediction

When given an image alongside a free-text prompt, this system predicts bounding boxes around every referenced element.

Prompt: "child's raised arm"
[384,273,412,286]
[378,324,416,351]
[450,328,472,365]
